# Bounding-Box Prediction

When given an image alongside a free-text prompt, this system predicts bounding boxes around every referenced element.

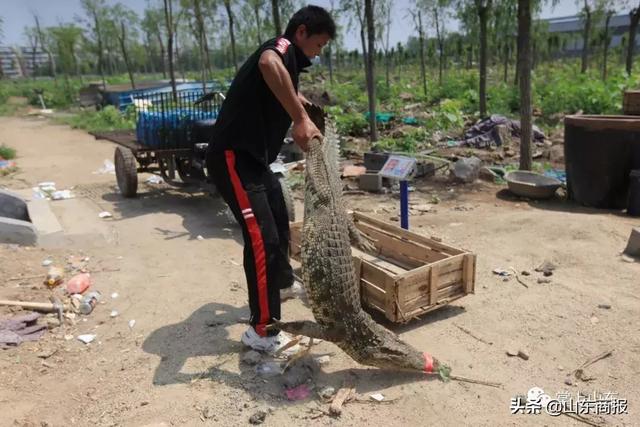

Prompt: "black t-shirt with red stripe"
[210,36,312,165]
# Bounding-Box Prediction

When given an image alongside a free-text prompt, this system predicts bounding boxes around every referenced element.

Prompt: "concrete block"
[0,189,29,221]
[0,217,37,246]
[359,173,382,192]
[26,199,63,237]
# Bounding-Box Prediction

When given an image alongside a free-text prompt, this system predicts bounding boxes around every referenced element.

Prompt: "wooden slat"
[463,254,476,294]
[429,265,439,305]
[403,294,467,320]
[353,212,464,255]
[361,279,387,310]
[356,221,450,264]
[403,282,464,312]
[356,222,440,268]
[402,270,464,309]
[352,247,407,276]
[384,274,396,320]
[397,254,465,291]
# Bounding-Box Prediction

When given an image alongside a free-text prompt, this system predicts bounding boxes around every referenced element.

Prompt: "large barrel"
[564,115,640,209]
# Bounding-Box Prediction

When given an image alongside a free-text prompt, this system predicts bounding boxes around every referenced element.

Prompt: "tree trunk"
[385,52,390,89]
[626,6,640,76]
[434,7,444,86]
[254,3,263,44]
[328,43,334,84]
[418,11,427,97]
[194,0,212,80]
[581,1,591,74]
[118,22,136,90]
[92,11,107,88]
[34,15,56,80]
[503,39,509,82]
[164,0,178,102]
[602,11,613,80]
[156,33,167,79]
[518,0,532,171]
[364,0,377,142]
[224,0,238,72]
[477,0,491,118]
[271,0,281,36]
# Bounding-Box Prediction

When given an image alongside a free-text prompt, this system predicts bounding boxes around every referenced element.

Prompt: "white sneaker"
[280,280,305,301]
[241,327,300,356]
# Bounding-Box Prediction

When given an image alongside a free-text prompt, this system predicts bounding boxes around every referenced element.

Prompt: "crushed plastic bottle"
[78,291,102,315]
[255,361,283,378]
[66,273,91,295]
[44,267,64,288]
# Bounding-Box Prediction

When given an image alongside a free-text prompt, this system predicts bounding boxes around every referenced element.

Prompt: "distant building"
[0,46,51,79]
[543,14,640,57]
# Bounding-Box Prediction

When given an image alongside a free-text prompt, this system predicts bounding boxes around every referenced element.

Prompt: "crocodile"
[274,105,447,376]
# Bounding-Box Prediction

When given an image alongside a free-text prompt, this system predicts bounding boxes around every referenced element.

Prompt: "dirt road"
[1,116,638,426]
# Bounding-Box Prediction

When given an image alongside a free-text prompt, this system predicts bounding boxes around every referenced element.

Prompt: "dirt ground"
[0,115,639,427]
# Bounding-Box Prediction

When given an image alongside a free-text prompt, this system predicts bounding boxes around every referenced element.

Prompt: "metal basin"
[505,171,561,199]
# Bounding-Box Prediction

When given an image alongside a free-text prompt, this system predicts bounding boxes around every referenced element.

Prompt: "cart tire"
[114,146,138,198]
[279,176,295,222]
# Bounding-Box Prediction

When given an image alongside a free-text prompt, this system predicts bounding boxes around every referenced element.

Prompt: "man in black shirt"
[207,6,335,354]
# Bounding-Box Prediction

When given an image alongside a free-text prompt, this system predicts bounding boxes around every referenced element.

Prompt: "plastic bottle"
[44,267,64,288]
[79,291,102,315]
[66,273,92,295]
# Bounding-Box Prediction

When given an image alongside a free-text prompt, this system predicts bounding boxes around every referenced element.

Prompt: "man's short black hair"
[284,5,336,40]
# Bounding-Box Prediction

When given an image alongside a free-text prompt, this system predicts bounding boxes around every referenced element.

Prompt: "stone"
[597,304,611,310]
[623,227,640,257]
[249,410,267,425]
[359,173,383,192]
[517,350,530,361]
[537,278,552,284]
[242,350,263,366]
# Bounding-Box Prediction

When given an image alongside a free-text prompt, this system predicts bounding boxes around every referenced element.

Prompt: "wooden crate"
[289,212,476,323]
[623,90,640,115]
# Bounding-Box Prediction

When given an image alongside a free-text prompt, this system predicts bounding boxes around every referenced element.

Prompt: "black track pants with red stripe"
[207,149,293,337]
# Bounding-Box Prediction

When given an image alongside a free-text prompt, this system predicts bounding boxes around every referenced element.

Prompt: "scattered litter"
[590,316,599,325]
[98,211,112,219]
[492,268,511,277]
[255,361,283,378]
[314,355,331,365]
[0,313,46,347]
[319,386,336,400]
[42,259,52,267]
[110,310,119,318]
[111,292,119,299]
[0,158,16,170]
[370,393,385,402]
[64,334,74,341]
[128,320,136,329]
[285,384,311,401]
[66,273,91,295]
[146,175,164,184]
[451,156,482,183]
[330,386,355,416]
[342,165,366,178]
[621,254,636,263]
[242,350,263,366]
[78,291,101,315]
[77,334,96,344]
[51,190,74,200]
[597,304,611,310]
[450,114,545,149]
[44,267,64,288]
[249,410,267,425]
[196,235,204,241]
[94,160,116,175]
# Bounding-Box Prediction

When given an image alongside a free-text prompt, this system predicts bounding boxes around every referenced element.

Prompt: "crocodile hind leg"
[270,320,345,342]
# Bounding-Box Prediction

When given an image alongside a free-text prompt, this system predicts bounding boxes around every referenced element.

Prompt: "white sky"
[1,0,588,49]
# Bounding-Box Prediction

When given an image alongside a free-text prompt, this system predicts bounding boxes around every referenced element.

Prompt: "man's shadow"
[143,302,443,405]
[142,302,248,386]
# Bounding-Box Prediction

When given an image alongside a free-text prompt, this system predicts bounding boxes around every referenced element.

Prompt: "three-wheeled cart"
[91,88,296,220]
